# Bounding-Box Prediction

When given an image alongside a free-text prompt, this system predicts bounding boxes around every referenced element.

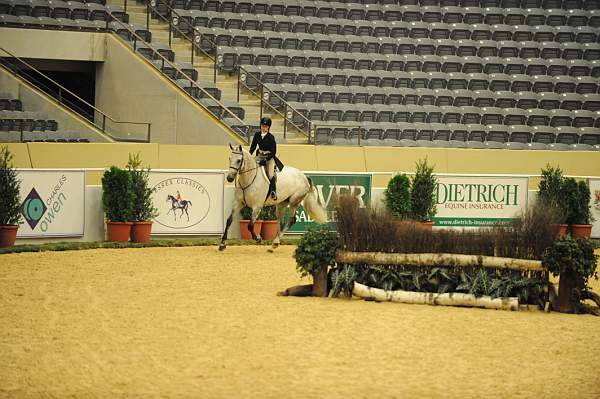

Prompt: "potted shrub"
[239,206,262,240]
[127,153,158,243]
[561,177,593,238]
[294,226,338,297]
[542,235,598,313]
[260,205,279,240]
[102,166,135,242]
[410,158,438,230]
[537,164,568,238]
[383,173,411,222]
[570,180,593,238]
[0,146,22,247]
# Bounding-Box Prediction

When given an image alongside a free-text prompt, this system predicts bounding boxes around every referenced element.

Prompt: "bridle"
[229,150,262,204]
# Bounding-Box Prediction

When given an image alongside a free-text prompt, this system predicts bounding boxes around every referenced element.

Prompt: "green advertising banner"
[288,173,372,233]
[433,176,529,227]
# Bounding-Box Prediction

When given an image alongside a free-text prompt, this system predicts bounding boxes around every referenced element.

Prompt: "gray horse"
[219,144,327,251]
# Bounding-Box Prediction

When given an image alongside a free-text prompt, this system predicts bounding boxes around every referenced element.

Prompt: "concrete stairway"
[111,1,308,144]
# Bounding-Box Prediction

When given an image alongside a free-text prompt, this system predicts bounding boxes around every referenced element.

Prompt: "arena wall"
[4,143,600,185]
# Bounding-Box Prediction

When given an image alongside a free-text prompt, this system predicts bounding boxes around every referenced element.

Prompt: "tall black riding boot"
[269,177,277,200]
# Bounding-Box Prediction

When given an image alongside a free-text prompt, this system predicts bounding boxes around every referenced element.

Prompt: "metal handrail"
[148,0,314,142]
[106,8,253,143]
[0,46,152,142]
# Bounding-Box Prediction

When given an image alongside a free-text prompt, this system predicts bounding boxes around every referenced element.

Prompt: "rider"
[176,190,182,206]
[249,117,283,200]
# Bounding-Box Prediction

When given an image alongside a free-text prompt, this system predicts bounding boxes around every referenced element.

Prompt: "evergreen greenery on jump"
[102,166,135,222]
[126,153,158,222]
[330,264,549,306]
[0,146,22,226]
[294,226,338,278]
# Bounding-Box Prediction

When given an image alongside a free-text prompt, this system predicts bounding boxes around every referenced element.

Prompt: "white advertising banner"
[149,171,224,235]
[590,179,600,238]
[16,169,85,237]
[434,175,529,228]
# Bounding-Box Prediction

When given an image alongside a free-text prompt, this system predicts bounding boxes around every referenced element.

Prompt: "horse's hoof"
[267,248,274,253]
[254,237,262,243]
[218,244,226,251]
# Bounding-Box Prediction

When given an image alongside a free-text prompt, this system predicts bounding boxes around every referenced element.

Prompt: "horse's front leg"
[248,206,263,242]
[219,200,242,251]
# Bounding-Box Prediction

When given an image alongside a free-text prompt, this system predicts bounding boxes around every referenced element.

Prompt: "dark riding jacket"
[249,131,284,171]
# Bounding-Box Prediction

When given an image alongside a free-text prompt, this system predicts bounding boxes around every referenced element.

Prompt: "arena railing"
[144,0,315,143]
[106,7,257,143]
[0,47,152,143]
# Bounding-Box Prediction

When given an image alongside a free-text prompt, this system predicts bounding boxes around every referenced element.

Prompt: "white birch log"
[353,282,519,311]
[336,251,543,272]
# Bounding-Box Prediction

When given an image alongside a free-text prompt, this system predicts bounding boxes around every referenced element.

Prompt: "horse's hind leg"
[249,206,262,242]
[268,203,287,252]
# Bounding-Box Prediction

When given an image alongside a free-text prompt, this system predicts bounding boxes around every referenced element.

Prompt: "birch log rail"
[352,282,520,311]
[336,251,544,272]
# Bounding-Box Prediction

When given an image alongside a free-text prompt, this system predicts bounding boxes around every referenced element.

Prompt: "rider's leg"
[267,159,276,200]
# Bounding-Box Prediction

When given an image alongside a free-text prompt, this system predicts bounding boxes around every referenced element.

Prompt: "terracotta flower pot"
[419,220,435,230]
[131,221,153,243]
[0,225,19,248]
[570,224,592,238]
[106,221,133,242]
[239,220,262,240]
[261,220,279,240]
[556,224,568,239]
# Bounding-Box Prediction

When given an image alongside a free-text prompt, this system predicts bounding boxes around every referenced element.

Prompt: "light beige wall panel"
[446,149,600,176]
[2,143,31,167]
[315,146,367,172]
[28,142,159,167]
[95,35,245,145]
[0,28,105,61]
[1,67,111,142]
[158,144,230,169]
[277,145,317,171]
[364,147,449,172]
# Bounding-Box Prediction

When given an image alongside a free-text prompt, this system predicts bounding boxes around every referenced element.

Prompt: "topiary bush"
[538,164,564,212]
[383,173,411,220]
[0,146,22,226]
[126,153,158,222]
[102,166,135,222]
[410,158,437,222]
[294,226,338,278]
[542,235,598,284]
[259,205,277,220]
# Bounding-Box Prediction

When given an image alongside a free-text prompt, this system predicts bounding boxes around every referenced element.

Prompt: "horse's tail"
[303,177,328,224]
[188,201,192,206]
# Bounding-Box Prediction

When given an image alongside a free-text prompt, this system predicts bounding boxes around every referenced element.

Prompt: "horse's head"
[167,195,174,201]
[227,144,244,183]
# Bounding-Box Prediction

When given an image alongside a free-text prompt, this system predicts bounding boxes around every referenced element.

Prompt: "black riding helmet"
[260,117,272,127]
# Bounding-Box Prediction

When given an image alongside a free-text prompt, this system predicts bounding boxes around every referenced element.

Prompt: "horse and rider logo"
[167,190,192,221]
